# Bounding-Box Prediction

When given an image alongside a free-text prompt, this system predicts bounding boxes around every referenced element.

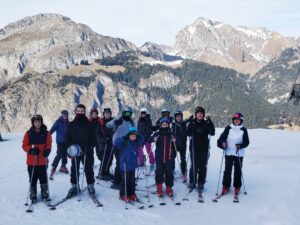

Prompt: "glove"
[28,148,40,155]
[235,144,242,154]
[171,137,176,142]
[114,118,122,126]
[153,136,159,142]
[222,142,227,149]
[43,149,51,157]
[204,116,211,123]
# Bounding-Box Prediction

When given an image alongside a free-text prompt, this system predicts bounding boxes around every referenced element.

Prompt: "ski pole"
[25,152,37,206]
[104,144,113,175]
[215,151,225,195]
[143,165,154,208]
[237,150,247,195]
[97,143,108,184]
[124,163,128,210]
[81,154,87,191]
[191,135,196,188]
[74,156,81,201]
[173,142,183,177]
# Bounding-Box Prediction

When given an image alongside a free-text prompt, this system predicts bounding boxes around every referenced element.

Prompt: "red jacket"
[22,125,52,166]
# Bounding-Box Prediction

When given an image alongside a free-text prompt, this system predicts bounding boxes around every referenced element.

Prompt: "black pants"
[189,150,209,185]
[222,155,243,189]
[155,161,174,187]
[113,147,121,185]
[28,165,47,188]
[70,152,95,185]
[120,170,135,197]
[51,143,68,168]
[177,145,187,175]
[97,142,113,176]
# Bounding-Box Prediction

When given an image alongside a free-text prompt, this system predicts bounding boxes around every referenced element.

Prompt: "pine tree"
[0,132,3,142]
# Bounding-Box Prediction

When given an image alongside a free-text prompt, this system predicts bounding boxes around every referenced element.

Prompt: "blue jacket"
[114,135,144,171]
[50,117,69,144]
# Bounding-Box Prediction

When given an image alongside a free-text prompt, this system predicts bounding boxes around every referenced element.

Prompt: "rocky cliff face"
[170,17,300,75]
[0,13,138,83]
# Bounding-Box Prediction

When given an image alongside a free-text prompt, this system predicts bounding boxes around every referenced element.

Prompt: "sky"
[0,0,299,46]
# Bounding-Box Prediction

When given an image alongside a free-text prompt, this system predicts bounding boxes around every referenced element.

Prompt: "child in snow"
[114,127,144,202]
[148,118,176,197]
[22,114,52,202]
[217,113,250,195]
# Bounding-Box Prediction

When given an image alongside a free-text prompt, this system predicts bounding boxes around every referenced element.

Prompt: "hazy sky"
[0,0,299,46]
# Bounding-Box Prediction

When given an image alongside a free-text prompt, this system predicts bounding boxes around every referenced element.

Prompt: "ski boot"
[30,185,37,203]
[166,186,173,197]
[87,184,96,195]
[157,183,163,197]
[40,183,49,201]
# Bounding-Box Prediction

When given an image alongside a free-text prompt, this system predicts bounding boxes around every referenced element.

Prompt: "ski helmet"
[161,108,170,117]
[103,108,112,114]
[140,107,148,113]
[31,114,43,126]
[174,110,183,117]
[160,117,170,125]
[232,113,244,124]
[122,107,133,118]
[61,110,68,116]
[67,144,83,157]
[90,108,99,115]
[195,106,205,116]
[128,126,138,135]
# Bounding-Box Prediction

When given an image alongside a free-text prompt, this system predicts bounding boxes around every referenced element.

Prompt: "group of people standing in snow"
[22,104,249,204]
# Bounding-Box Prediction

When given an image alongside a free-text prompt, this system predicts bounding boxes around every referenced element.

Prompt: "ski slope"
[0,129,299,225]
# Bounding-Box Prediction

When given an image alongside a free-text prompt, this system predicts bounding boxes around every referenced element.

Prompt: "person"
[187,106,215,193]
[106,107,135,189]
[148,118,176,197]
[153,109,174,131]
[22,114,52,202]
[50,110,70,178]
[171,110,188,182]
[217,113,250,195]
[114,127,144,202]
[137,108,155,170]
[89,108,103,160]
[65,104,95,196]
[95,108,114,181]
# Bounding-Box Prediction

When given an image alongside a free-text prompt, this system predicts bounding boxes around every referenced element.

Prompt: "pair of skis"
[182,188,205,203]
[212,192,240,203]
[25,198,56,213]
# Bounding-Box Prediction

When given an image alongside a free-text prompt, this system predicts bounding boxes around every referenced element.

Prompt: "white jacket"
[225,124,248,157]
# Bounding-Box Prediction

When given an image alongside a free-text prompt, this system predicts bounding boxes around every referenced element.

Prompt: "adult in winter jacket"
[114,127,144,202]
[171,110,188,182]
[217,113,249,195]
[89,108,103,157]
[65,104,96,197]
[22,114,52,202]
[137,108,155,169]
[50,110,70,177]
[148,118,176,197]
[187,106,215,193]
[106,107,136,189]
[95,108,114,181]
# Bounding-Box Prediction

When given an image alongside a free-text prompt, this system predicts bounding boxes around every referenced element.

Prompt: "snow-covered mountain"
[0,13,138,83]
[170,17,300,75]
[0,129,299,225]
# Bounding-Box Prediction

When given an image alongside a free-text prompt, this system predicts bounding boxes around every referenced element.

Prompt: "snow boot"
[59,166,69,174]
[166,186,173,197]
[30,185,37,202]
[40,183,49,201]
[234,187,240,195]
[129,194,137,201]
[222,186,229,194]
[120,195,129,203]
[157,183,163,197]
[67,184,79,197]
[87,184,96,195]
[198,183,204,193]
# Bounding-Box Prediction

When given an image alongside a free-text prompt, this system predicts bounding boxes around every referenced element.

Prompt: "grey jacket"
[106,117,136,143]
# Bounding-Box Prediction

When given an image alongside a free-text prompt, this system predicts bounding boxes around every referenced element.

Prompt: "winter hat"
[90,108,99,115]
[232,113,244,124]
[31,114,43,126]
[61,110,68,116]
[160,118,170,125]
[195,106,205,116]
[128,127,138,135]
[140,107,148,113]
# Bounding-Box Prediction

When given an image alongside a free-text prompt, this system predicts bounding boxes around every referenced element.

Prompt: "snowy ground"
[0,129,299,225]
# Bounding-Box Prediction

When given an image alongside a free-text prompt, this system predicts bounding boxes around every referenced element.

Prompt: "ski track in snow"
[0,129,299,225]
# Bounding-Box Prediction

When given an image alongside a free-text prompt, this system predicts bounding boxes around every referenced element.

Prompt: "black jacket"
[65,116,93,154]
[97,117,114,144]
[171,121,188,148]
[187,118,215,153]
[148,128,176,163]
[137,114,153,139]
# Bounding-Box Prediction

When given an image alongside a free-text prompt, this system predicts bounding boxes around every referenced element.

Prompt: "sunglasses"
[124,112,132,117]
[233,117,241,120]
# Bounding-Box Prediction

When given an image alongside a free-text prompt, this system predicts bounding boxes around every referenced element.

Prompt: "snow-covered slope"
[0,129,299,225]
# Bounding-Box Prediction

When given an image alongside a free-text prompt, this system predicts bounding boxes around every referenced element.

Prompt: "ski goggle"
[123,111,132,117]
[32,114,42,121]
